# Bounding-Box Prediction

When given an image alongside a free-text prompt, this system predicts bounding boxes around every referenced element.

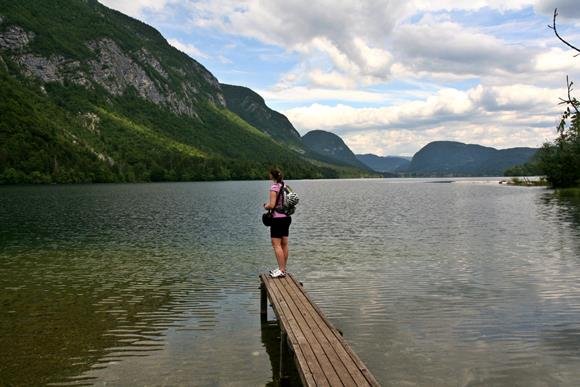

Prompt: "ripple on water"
[1,181,580,386]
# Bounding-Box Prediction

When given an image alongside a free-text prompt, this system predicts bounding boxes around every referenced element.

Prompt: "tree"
[538,9,580,187]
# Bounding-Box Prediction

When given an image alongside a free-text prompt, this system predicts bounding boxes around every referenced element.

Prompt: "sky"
[99,0,580,156]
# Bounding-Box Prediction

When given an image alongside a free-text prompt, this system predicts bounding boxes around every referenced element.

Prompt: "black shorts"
[270,216,292,238]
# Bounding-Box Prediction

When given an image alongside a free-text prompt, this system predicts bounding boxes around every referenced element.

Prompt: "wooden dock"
[260,273,380,387]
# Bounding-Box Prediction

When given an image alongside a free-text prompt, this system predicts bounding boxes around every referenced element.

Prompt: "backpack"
[279,184,299,215]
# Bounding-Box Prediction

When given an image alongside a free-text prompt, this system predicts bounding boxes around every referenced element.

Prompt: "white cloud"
[534,0,580,19]
[184,0,408,87]
[533,47,580,72]
[340,123,553,156]
[392,20,534,77]
[307,70,357,89]
[414,0,532,12]
[101,0,577,87]
[258,87,389,104]
[345,129,431,156]
[284,88,477,132]
[468,84,562,111]
[99,0,170,18]
[283,84,562,154]
[167,38,208,59]
[178,0,549,86]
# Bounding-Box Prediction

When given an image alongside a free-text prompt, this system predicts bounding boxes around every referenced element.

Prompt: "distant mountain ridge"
[356,154,411,173]
[302,130,371,170]
[407,141,538,176]
[219,85,376,177]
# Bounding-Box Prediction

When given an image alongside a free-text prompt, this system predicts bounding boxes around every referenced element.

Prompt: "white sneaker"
[269,268,278,274]
[269,269,285,278]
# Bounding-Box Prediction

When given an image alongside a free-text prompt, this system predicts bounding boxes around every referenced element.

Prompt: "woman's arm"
[264,190,278,209]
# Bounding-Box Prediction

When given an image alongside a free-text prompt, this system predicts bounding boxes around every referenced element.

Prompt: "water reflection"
[538,189,580,235]
[0,247,226,386]
[260,320,301,387]
[290,180,580,386]
[1,181,580,386]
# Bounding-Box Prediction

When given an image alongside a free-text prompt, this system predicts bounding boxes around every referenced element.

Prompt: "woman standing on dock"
[264,168,291,278]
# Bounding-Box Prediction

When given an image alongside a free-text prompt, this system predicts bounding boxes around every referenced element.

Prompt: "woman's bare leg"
[271,238,286,272]
[281,237,289,272]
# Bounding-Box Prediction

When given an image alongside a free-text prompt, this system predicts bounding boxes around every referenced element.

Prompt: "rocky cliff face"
[0,16,225,118]
[0,25,34,50]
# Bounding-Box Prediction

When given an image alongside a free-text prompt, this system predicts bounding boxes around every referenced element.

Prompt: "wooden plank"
[261,275,316,387]
[261,275,315,386]
[262,273,380,387]
[278,276,358,386]
[273,277,344,387]
[289,274,379,386]
[262,275,317,387]
[282,275,370,386]
[288,274,381,387]
[268,276,332,387]
[279,276,367,387]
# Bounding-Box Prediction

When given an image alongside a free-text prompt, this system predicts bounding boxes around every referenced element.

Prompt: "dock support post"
[260,280,268,323]
[279,329,289,385]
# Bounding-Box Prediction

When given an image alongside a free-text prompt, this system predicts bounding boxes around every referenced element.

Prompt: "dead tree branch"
[548,8,580,56]
[558,76,580,114]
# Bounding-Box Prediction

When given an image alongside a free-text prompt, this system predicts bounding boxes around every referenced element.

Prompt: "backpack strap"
[275,182,285,212]
[269,182,284,214]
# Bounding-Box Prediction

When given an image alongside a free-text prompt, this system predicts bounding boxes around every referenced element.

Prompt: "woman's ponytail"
[269,168,283,183]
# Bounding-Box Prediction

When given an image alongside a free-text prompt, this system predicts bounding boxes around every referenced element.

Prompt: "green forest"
[0,67,332,184]
[537,81,580,188]
[0,0,373,184]
[505,86,580,188]
[505,11,580,189]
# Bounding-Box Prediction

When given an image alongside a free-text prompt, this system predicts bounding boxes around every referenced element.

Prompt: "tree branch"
[566,75,580,114]
[548,8,580,56]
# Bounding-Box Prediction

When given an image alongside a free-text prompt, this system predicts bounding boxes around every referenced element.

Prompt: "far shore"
[500,176,549,187]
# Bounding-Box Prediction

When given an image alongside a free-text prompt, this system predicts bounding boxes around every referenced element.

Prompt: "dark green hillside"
[0,71,323,183]
[302,130,371,171]
[0,0,334,183]
[220,84,303,148]
[407,141,538,176]
[220,84,376,176]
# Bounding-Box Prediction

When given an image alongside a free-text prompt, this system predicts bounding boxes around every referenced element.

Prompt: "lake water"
[1,179,579,386]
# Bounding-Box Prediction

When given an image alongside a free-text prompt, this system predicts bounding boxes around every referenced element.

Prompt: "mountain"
[220,84,303,149]
[0,0,348,183]
[219,85,375,176]
[356,154,410,173]
[407,141,538,176]
[302,130,371,170]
